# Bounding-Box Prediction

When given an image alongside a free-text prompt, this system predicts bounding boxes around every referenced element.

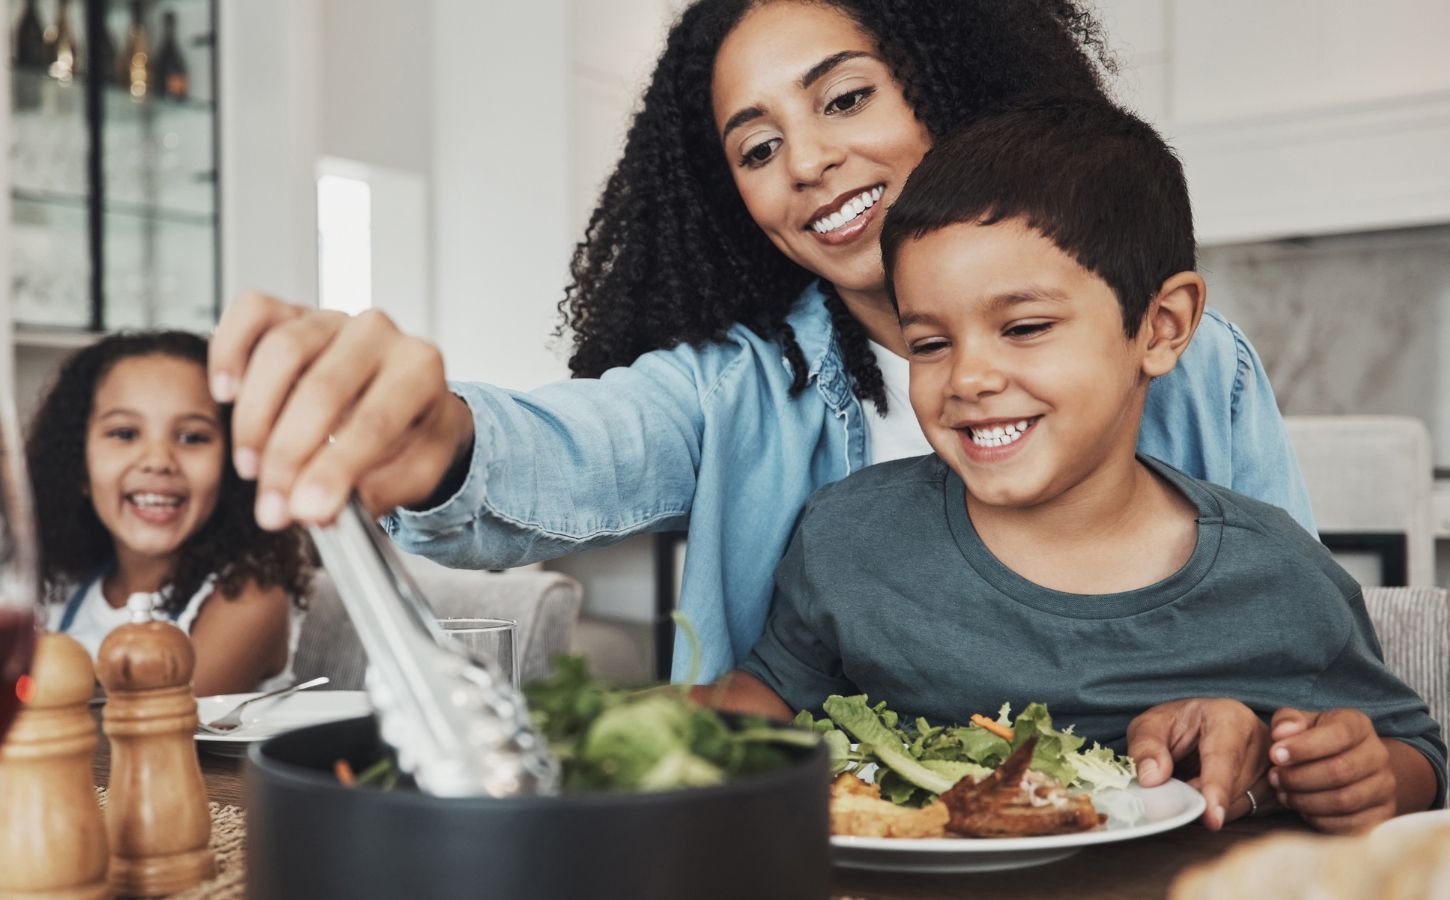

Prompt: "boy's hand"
[1127,698,1272,830]
[1268,707,1395,834]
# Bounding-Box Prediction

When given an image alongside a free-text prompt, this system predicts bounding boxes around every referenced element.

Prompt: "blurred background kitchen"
[2,0,1447,682]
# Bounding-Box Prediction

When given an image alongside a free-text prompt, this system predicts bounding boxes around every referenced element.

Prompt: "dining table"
[90,725,1317,900]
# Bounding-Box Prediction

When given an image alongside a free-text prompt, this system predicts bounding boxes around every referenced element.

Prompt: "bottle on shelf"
[44,0,81,82]
[116,0,149,99]
[12,0,51,109]
[12,0,51,70]
[152,10,187,100]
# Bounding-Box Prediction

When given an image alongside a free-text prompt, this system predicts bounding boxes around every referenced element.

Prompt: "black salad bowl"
[245,714,831,900]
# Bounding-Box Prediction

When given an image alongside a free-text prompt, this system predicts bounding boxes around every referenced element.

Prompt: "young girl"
[26,331,313,696]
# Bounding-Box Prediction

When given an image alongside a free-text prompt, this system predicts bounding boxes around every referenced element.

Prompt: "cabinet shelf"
[7,0,220,334]
[13,187,216,227]
[12,326,104,351]
[11,66,215,113]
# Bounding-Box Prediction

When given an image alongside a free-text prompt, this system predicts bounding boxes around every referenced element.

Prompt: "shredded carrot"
[334,759,357,787]
[970,714,1015,742]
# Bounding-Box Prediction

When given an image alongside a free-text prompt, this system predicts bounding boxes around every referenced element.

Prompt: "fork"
[196,676,331,735]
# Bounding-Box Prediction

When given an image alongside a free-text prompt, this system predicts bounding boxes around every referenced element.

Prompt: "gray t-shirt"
[741,454,1446,802]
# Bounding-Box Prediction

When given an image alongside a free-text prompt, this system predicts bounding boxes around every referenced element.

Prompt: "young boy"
[700,98,1445,834]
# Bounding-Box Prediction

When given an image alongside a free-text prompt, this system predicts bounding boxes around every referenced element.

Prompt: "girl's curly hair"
[560,0,1114,413]
[25,331,314,616]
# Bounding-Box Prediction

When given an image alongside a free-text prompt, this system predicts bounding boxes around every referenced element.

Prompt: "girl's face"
[712,1,932,301]
[85,354,225,568]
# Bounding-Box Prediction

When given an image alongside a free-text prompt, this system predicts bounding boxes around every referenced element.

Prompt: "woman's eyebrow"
[721,50,875,142]
[799,50,871,90]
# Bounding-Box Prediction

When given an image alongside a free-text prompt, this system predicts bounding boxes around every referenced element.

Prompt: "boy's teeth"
[969,418,1036,448]
[811,186,885,234]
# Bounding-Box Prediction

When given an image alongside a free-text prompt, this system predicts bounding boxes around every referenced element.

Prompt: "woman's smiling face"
[711,1,932,300]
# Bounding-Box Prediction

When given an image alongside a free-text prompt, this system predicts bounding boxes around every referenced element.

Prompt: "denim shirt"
[384,282,1314,682]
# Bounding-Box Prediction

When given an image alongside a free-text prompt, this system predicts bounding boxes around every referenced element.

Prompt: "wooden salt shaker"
[95,594,215,895]
[0,632,112,900]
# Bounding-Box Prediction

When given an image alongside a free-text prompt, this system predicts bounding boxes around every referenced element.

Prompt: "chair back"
[1285,415,1436,587]
[1364,586,1449,734]
[292,554,583,689]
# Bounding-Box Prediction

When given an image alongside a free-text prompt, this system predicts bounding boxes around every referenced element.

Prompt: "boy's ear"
[1140,271,1206,379]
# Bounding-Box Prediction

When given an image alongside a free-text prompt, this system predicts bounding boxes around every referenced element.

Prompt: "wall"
[1094,0,1450,246]
[218,0,322,304]
[429,0,571,390]
[543,0,677,629]
[320,0,434,176]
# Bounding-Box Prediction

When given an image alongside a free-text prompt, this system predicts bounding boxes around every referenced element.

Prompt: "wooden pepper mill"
[95,594,215,895]
[0,632,112,900]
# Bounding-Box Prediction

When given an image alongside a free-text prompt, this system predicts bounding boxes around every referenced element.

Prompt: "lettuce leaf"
[805,695,1136,803]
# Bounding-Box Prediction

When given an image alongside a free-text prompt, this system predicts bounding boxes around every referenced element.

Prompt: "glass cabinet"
[9,0,218,336]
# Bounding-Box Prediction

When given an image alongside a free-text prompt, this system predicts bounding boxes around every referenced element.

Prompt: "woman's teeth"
[128,493,182,509]
[969,419,1036,448]
[810,186,885,234]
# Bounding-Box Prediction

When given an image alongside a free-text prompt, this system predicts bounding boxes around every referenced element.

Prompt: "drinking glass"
[0,389,41,744]
[436,618,518,689]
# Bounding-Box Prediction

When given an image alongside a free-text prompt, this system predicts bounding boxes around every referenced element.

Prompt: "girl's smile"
[86,354,224,573]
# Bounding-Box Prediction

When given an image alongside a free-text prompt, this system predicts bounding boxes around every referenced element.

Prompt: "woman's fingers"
[211,292,467,529]
[1223,773,1275,823]
[285,341,462,522]
[352,396,474,518]
[209,290,306,403]
[229,309,349,478]
[1126,705,1189,788]
[1193,708,1268,830]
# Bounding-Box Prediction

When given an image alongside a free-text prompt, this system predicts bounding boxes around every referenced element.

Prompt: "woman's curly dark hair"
[561,0,1114,413]
[25,331,314,616]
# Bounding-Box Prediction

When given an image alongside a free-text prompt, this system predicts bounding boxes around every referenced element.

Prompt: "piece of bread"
[1169,824,1450,900]
[829,792,950,839]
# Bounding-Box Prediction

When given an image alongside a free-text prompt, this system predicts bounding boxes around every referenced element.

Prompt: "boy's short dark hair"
[881,97,1195,335]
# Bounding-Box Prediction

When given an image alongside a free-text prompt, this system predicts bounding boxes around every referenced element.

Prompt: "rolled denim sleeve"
[381,347,711,568]
[1224,320,1317,535]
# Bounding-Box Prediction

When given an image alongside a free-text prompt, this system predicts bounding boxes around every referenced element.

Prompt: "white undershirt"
[48,576,302,694]
[862,340,933,465]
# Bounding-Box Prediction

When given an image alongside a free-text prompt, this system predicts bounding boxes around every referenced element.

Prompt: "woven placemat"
[96,788,247,899]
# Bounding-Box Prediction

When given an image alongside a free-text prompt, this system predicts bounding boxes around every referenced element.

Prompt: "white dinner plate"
[831,778,1205,873]
[194,690,372,756]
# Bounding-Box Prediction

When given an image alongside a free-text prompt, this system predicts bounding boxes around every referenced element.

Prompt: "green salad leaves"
[523,656,816,792]
[794,696,1136,807]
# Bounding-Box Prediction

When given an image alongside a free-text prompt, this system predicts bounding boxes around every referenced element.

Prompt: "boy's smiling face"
[897,218,1163,510]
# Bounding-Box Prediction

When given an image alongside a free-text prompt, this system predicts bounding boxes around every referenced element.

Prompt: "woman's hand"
[1127,697,1273,830]
[208,291,476,528]
[1268,707,1421,834]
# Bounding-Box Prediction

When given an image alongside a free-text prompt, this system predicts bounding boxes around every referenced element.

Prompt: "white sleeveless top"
[862,340,933,464]
[48,575,301,694]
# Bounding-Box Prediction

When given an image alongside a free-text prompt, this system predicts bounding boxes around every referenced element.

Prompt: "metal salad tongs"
[307,496,559,798]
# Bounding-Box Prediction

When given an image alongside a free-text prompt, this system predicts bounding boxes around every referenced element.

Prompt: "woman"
[209,0,1312,685]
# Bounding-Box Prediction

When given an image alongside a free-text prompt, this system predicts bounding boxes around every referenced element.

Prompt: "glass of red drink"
[0,389,40,744]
